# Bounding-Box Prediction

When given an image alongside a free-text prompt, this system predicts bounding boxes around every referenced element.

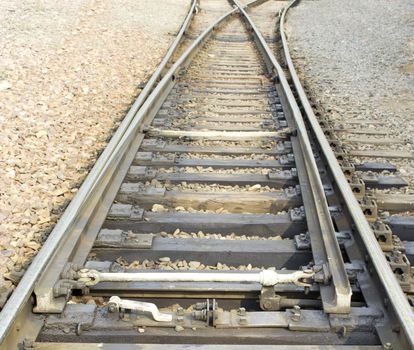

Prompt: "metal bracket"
[371,221,403,252]
[268,169,295,181]
[280,153,295,165]
[358,196,378,220]
[193,299,217,326]
[53,263,88,298]
[347,175,366,198]
[260,286,285,311]
[95,229,153,249]
[332,145,348,161]
[312,264,331,285]
[385,250,414,293]
[294,232,310,250]
[338,160,355,176]
[289,206,305,221]
[53,279,87,298]
[295,231,351,251]
[107,204,144,221]
[108,296,172,322]
[284,185,300,197]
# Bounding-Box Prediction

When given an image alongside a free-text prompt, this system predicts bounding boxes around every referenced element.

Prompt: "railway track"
[1,0,414,349]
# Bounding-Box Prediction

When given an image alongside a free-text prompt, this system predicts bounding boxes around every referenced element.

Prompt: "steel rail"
[32,4,244,312]
[0,1,269,347]
[280,1,414,348]
[0,0,199,344]
[231,0,351,314]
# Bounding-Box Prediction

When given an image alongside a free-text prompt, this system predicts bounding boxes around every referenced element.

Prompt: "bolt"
[108,303,118,313]
[76,323,83,336]
[177,307,184,316]
[193,309,207,321]
[263,300,272,310]
[194,302,207,310]
[291,305,301,322]
[237,307,246,316]
[338,326,347,338]
[383,343,393,350]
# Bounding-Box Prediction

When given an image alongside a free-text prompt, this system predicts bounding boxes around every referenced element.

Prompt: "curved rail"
[0,1,267,347]
[280,1,414,348]
[231,0,351,314]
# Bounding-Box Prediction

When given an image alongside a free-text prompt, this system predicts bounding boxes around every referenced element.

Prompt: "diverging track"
[1,1,413,349]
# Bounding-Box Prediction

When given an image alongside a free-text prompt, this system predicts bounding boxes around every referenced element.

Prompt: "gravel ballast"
[0,0,189,305]
[286,0,414,189]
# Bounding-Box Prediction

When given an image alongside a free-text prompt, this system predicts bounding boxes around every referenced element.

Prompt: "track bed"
[1,1,413,349]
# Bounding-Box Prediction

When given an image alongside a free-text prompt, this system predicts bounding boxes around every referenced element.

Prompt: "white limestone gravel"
[180,153,276,160]
[0,0,189,305]
[286,0,414,189]
[161,182,280,193]
[115,256,270,271]
[150,203,287,215]
[158,166,273,175]
[160,229,282,241]
[169,139,277,148]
